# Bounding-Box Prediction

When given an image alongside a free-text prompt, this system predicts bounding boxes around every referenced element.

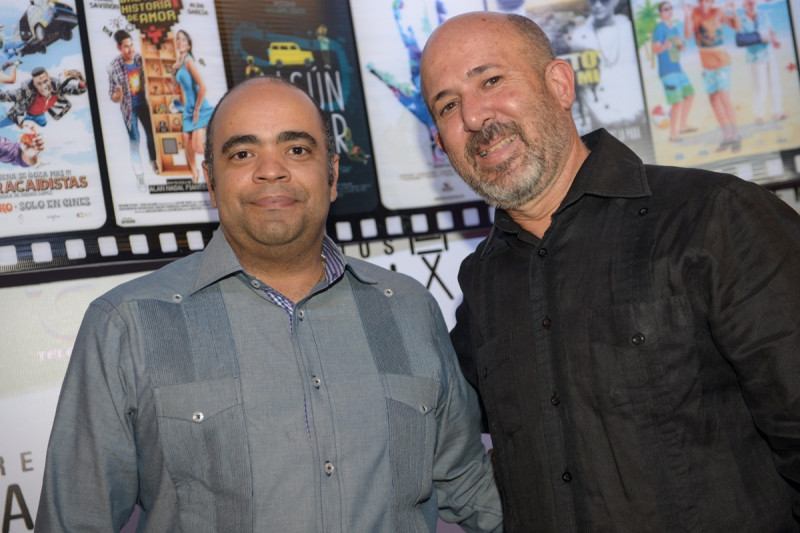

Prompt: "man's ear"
[202,160,217,207]
[329,154,339,202]
[435,131,447,154]
[545,59,576,110]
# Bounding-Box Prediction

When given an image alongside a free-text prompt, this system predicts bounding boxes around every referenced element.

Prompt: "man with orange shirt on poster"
[684,0,741,152]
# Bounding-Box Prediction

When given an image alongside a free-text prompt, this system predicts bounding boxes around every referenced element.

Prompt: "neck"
[506,134,590,238]
[227,231,328,303]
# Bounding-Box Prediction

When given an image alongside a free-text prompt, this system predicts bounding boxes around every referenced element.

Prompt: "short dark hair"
[114,30,131,46]
[204,76,336,186]
[31,66,47,78]
[505,14,557,74]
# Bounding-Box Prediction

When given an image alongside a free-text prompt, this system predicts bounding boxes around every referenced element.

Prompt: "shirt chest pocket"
[577,295,696,410]
[383,374,439,504]
[153,377,251,510]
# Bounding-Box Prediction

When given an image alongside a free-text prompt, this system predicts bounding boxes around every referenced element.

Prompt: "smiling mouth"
[479,134,517,158]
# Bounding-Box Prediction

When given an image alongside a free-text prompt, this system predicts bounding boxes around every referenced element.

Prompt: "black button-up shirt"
[452,129,800,532]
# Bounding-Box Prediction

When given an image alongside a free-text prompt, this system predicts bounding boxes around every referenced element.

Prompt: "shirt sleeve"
[36,299,139,531]
[704,180,800,499]
[756,12,773,39]
[429,296,503,532]
[653,23,666,44]
[108,61,119,99]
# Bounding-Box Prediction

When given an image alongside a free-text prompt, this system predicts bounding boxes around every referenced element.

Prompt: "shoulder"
[344,256,444,317]
[644,165,790,218]
[346,256,430,295]
[645,164,737,197]
[95,252,203,308]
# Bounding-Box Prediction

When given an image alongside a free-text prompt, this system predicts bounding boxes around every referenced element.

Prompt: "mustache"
[465,121,523,159]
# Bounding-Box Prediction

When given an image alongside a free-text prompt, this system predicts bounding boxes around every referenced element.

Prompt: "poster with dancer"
[632,0,800,172]
[0,0,106,238]
[488,0,656,164]
[216,0,379,217]
[84,0,227,227]
[350,0,484,210]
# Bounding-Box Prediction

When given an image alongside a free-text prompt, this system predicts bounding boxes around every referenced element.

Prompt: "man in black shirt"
[420,11,800,532]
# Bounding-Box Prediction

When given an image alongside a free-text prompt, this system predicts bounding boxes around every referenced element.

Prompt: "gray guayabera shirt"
[35,232,503,532]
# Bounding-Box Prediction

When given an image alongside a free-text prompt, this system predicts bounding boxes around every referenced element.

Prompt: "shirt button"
[551,393,560,406]
[638,207,649,216]
[562,471,572,483]
[631,333,646,346]
[542,317,552,329]
[312,376,321,389]
[297,309,305,319]
[250,280,261,289]
[192,412,204,423]
[324,461,335,476]
[538,248,548,257]
[482,366,488,378]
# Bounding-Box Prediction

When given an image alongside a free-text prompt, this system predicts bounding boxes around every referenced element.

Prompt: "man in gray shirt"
[35,76,502,532]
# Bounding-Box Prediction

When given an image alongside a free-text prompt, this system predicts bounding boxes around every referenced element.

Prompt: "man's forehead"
[215,91,322,145]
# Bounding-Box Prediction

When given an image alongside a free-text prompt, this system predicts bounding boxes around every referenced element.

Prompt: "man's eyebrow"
[430,64,499,106]
[220,134,260,155]
[276,130,318,147]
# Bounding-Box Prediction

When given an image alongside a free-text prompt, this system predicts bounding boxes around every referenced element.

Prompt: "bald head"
[204,76,335,184]
[420,11,555,116]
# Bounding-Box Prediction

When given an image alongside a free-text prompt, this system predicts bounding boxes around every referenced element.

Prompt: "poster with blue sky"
[350,0,485,211]
[0,0,106,238]
[84,0,227,227]
[631,0,800,174]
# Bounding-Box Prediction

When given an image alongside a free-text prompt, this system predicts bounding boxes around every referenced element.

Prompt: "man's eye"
[289,146,309,155]
[484,76,501,86]
[439,102,456,116]
[231,150,250,160]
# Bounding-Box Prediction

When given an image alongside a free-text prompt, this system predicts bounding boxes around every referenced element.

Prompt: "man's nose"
[254,156,289,183]
[461,93,495,132]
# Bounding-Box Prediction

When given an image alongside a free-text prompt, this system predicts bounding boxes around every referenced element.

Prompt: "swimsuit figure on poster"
[366,0,448,165]
[652,1,696,141]
[741,0,785,124]
[683,0,742,152]
[172,29,213,183]
[565,0,646,133]
[109,30,158,192]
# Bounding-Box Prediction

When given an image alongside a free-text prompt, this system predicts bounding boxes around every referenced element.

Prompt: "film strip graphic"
[710,150,800,191]
[0,200,493,285]
[4,150,800,286]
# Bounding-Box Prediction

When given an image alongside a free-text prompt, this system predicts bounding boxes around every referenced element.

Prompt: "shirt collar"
[191,229,377,294]
[493,129,650,238]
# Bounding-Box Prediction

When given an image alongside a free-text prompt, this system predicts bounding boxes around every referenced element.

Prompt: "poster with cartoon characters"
[350,0,485,211]
[632,0,800,173]
[0,0,106,238]
[84,0,227,227]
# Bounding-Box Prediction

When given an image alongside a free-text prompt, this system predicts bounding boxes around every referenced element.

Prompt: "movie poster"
[0,0,106,239]
[84,0,227,227]
[487,0,656,163]
[350,0,484,211]
[216,0,379,217]
[632,0,800,171]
